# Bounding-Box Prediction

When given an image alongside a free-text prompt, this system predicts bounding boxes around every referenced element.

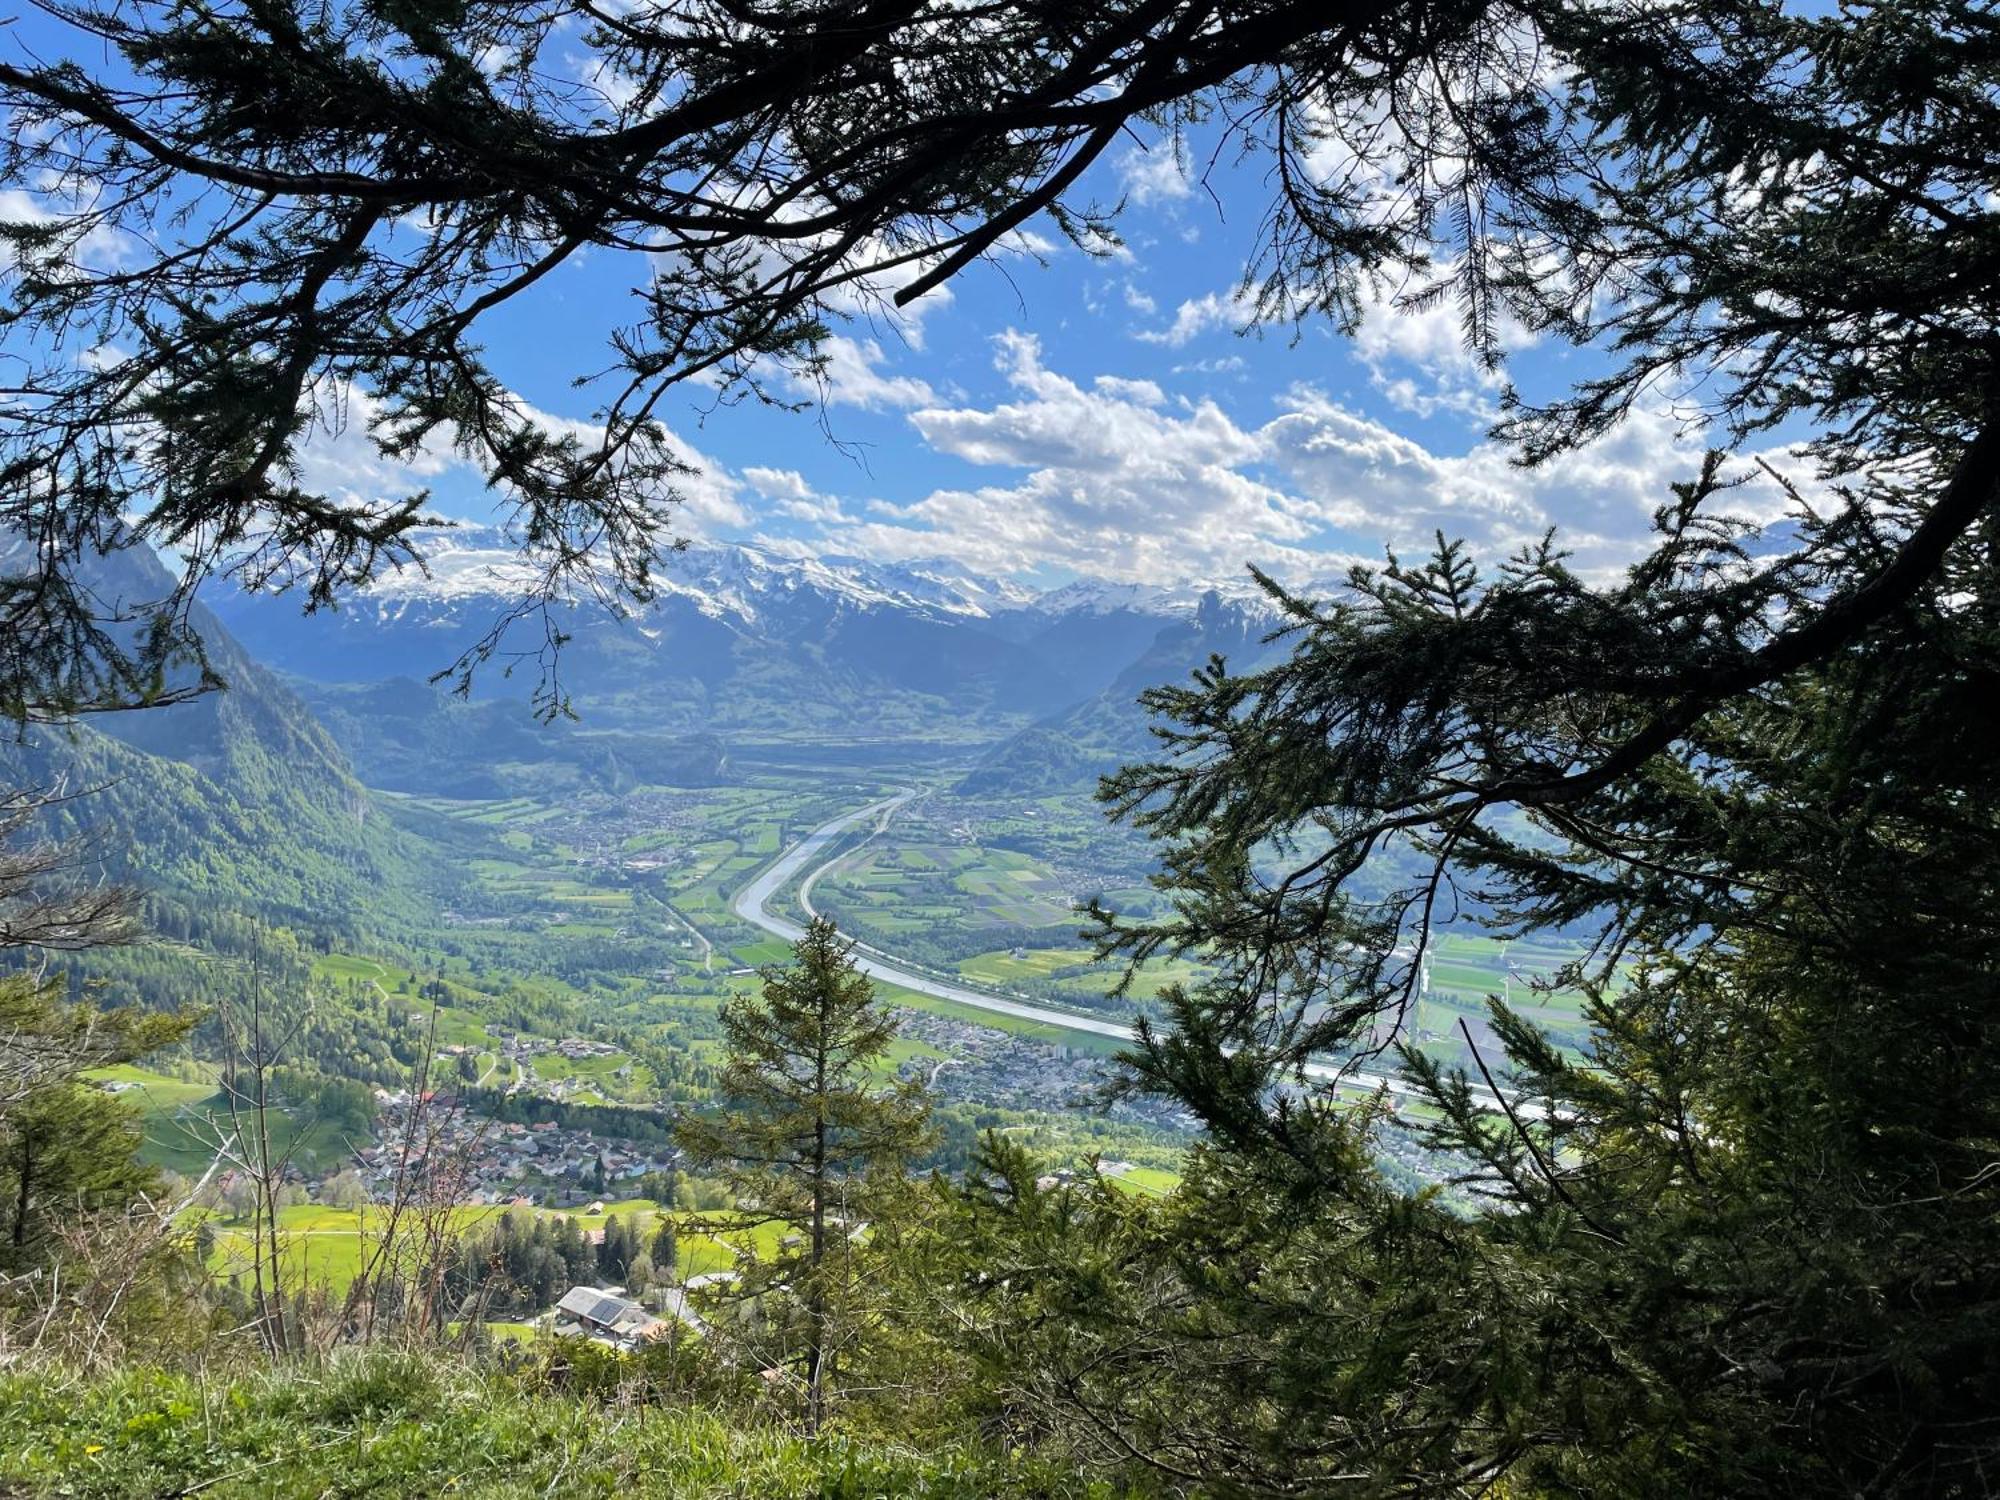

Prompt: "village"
[889,1009,1197,1133]
[355,1086,680,1207]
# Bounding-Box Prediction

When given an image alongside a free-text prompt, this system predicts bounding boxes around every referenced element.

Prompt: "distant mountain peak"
[204,525,1306,741]
[348,527,1051,626]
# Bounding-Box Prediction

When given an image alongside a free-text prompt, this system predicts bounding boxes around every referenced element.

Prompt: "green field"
[92,1066,361,1178]
[1108,1165,1181,1197]
[202,1198,795,1300]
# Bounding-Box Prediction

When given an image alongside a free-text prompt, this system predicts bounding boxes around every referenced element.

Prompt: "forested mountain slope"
[959,592,1292,795]
[291,676,731,799]
[0,546,436,940]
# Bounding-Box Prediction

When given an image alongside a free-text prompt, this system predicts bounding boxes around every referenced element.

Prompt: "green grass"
[675,1211,787,1269]
[310,952,401,988]
[200,1201,781,1298]
[858,1034,952,1085]
[1108,1166,1181,1197]
[88,1064,215,1111]
[957,947,1098,984]
[0,1357,1106,1498]
[205,1203,512,1293]
[111,1076,353,1178]
[481,1320,540,1342]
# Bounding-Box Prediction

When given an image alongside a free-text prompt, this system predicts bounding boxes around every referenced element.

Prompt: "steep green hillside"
[0,551,440,940]
[2,683,432,944]
[293,676,732,799]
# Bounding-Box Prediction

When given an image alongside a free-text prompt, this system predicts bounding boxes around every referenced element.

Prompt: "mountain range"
[205,527,1299,789]
[0,530,1302,932]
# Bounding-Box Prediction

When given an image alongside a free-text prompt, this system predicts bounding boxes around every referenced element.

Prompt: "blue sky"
[2,14,1811,593]
[336,122,1806,592]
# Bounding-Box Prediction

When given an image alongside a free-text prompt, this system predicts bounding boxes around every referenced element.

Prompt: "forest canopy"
[2,0,1991,714]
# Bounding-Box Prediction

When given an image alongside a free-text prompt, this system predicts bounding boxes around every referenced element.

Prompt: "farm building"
[551,1287,666,1350]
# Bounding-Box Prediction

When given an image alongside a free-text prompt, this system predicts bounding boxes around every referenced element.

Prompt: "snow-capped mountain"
[204,528,1285,743]
[1023,573,1275,619]
[333,526,1248,626]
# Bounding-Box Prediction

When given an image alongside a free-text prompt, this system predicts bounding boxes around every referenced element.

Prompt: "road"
[730,792,1439,1102]
[654,898,714,973]
[732,791,1139,1043]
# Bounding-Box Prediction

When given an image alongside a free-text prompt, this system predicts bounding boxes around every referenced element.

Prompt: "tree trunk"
[12,1133,32,1248]
[806,996,830,1435]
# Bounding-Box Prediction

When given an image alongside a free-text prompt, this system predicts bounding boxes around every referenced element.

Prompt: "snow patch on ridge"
[351,525,1283,627]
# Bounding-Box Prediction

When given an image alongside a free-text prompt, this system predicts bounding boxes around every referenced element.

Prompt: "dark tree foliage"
[0,787,190,1276]
[443,1206,598,1317]
[0,0,1983,719]
[462,1087,675,1148]
[0,0,1573,716]
[946,522,1989,1493]
[0,1080,158,1270]
[974,5,2000,1494]
[676,917,929,1431]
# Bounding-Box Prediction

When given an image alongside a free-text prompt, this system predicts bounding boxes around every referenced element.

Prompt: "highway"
[729,792,1442,1102]
[731,791,1140,1042]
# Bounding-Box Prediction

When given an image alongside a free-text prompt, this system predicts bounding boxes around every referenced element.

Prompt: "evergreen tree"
[676,917,929,1431]
[0,1077,156,1269]
[0,788,190,1278]
[650,1218,678,1278]
[906,9,2000,1490]
[932,529,2000,1493]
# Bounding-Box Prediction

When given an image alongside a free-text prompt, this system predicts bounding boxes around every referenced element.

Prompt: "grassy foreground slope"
[0,1356,1117,1499]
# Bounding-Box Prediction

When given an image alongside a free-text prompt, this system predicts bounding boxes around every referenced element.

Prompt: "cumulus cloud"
[1347,269,1540,421]
[289,381,747,539]
[287,382,464,510]
[787,334,1806,587]
[1116,142,1196,206]
[1137,264,1536,417]
[791,332,1319,581]
[796,334,938,410]
[0,185,138,274]
[744,465,855,525]
[1266,386,1801,574]
[1134,288,1257,347]
[743,466,816,503]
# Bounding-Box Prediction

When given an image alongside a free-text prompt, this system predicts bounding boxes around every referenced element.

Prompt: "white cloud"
[743,466,854,525]
[1116,142,1195,206]
[785,334,1805,587]
[1266,387,1803,575]
[0,186,136,273]
[1135,288,1257,347]
[287,383,463,510]
[289,381,747,540]
[1347,269,1540,420]
[743,467,816,503]
[1137,264,1537,417]
[813,333,1318,581]
[1172,354,1249,378]
[800,334,938,410]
